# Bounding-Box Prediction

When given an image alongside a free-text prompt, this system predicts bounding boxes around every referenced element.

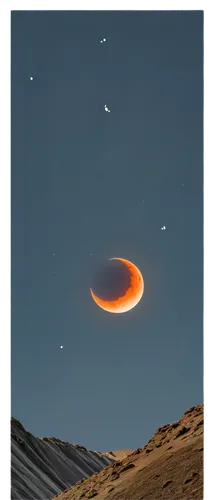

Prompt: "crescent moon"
[90,257,144,313]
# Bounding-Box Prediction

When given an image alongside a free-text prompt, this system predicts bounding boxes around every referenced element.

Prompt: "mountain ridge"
[11,404,203,500]
[11,417,114,500]
[50,404,203,500]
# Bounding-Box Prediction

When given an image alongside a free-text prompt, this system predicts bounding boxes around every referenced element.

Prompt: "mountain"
[102,450,134,461]
[50,404,203,500]
[11,418,113,500]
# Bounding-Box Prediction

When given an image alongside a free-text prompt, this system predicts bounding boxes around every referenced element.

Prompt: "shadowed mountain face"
[11,418,113,500]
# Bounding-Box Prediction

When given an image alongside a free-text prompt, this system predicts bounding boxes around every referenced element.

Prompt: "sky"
[11,10,203,452]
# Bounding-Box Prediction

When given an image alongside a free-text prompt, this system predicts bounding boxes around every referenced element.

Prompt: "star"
[60,345,64,349]
[30,77,33,81]
[161,225,166,231]
[104,105,111,113]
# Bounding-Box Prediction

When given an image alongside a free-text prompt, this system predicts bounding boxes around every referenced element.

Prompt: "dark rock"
[75,444,88,452]
[11,417,25,431]
[11,434,24,446]
[78,479,84,484]
[132,448,141,455]
[110,473,119,481]
[195,419,203,428]
[184,477,193,484]
[145,448,152,454]
[175,426,190,439]
[87,490,97,499]
[120,463,135,472]
[184,406,196,415]
[106,486,114,492]
[157,424,170,433]
[170,422,179,429]
[162,480,172,488]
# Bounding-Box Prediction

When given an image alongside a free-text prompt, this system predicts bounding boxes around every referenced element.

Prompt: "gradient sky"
[11,10,203,452]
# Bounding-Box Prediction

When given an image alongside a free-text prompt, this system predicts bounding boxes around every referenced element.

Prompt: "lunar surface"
[90,257,144,313]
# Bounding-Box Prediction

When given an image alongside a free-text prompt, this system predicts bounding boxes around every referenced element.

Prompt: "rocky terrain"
[50,404,203,500]
[11,418,113,500]
[102,450,134,461]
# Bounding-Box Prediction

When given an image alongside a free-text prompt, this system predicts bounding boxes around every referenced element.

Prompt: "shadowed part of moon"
[91,260,132,301]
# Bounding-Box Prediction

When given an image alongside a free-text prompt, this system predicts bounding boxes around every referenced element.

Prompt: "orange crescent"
[90,257,144,313]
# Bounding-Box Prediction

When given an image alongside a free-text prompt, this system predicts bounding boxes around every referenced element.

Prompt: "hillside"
[11,418,113,500]
[50,404,203,500]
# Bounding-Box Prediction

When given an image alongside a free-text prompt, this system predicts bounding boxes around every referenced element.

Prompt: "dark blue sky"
[11,10,203,452]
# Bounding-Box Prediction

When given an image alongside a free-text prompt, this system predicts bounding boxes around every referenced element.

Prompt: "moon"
[90,257,144,313]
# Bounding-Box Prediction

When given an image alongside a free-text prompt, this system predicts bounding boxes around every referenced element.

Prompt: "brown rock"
[106,486,114,492]
[184,477,193,484]
[132,448,141,455]
[87,490,97,499]
[110,473,119,481]
[120,463,135,472]
[162,480,172,488]
[156,424,170,433]
[170,422,179,429]
[184,406,197,415]
[175,426,190,438]
[195,418,203,428]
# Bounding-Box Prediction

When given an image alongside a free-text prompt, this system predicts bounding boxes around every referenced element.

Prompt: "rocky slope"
[50,404,203,500]
[11,418,113,500]
[102,450,134,461]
